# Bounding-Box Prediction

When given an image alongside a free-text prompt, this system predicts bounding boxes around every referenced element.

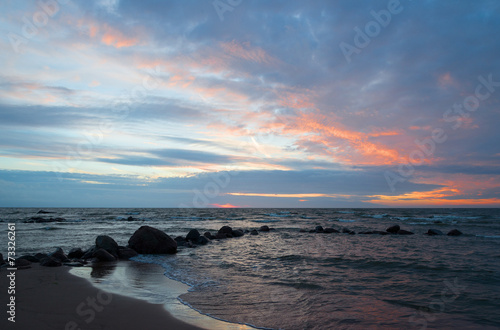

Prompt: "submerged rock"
[397,229,414,235]
[231,229,244,237]
[427,229,444,236]
[128,225,177,254]
[386,225,400,234]
[250,229,259,235]
[315,226,324,233]
[186,229,201,242]
[259,225,270,232]
[324,228,339,233]
[447,229,463,236]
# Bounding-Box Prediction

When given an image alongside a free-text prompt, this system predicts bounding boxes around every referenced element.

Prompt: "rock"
[93,248,117,262]
[17,255,39,262]
[218,226,233,235]
[81,247,96,259]
[427,229,444,236]
[37,210,55,214]
[175,236,187,246]
[68,248,84,259]
[186,229,201,242]
[386,225,400,234]
[315,226,324,233]
[49,248,69,262]
[259,225,270,232]
[35,253,49,260]
[196,236,210,245]
[117,247,138,260]
[397,229,414,235]
[231,229,244,237]
[15,258,31,268]
[447,229,463,236]
[40,256,62,267]
[24,217,65,223]
[374,231,389,235]
[324,228,339,233]
[63,262,85,267]
[299,229,307,233]
[204,231,214,239]
[250,229,259,235]
[128,225,177,254]
[127,216,136,221]
[96,235,119,257]
[215,233,229,239]
[0,253,4,265]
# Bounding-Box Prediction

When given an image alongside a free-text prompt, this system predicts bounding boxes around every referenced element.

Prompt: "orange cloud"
[211,203,240,208]
[227,192,353,198]
[220,40,278,64]
[101,25,139,48]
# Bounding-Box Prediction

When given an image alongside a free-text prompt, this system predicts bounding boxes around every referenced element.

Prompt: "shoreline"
[0,263,204,330]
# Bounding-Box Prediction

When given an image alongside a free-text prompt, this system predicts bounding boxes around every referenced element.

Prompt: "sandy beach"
[0,264,204,330]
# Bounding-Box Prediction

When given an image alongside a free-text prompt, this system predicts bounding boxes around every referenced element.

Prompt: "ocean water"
[1,208,500,329]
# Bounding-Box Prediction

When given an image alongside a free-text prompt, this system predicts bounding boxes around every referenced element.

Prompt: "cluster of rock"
[1,224,275,269]
[24,216,66,223]
[301,224,463,236]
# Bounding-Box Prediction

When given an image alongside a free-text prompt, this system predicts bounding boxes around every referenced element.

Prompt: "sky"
[1,0,500,208]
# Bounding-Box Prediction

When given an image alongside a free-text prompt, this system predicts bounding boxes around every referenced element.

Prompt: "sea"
[1,208,500,329]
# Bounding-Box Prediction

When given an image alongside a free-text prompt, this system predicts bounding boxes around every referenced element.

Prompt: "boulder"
[386,225,400,234]
[82,247,96,259]
[315,226,324,233]
[196,236,210,245]
[35,253,49,260]
[215,233,229,239]
[68,248,84,259]
[218,226,233,235]
[93,248,117,262]
[128,225,177,254]
[447,229,463,236]
[231,229,244,237]
[15,258,31,268]
[117,247,138,260]
[174,236,187,246]
[40,256,62,267]
[299,229,307,233]
[250,229,259,235]
[17,255,39,262]
[259,225,270,232]
[427,229,444,236]
[342,228,355,234]
[204,231,214,239]
[95,235,119,256]
[49,248,69,262]
[397,229,414,235]
[186,229,201,242]
[324,228,339,233]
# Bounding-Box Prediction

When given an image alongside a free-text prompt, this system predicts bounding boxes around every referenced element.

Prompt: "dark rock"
[49,248,69,262]
[63,262,85,267]
[231,229,244,237]
[15,258,31,268]
[315,226,324,233]
[397,229,414,235]
[96,235,119,256]
[215,233,228,239]
[324,228,339,233]
[386,225,400,234]
[24,217,66,223]
[40,256,62,267]
[250,229,259,235]
[186,229,201,242]
[204,231,215,239]
[348,231,356,235]
[299,229,307,233]
[374,231,389,235]
[175,236,187,246]
[93,248,117,262]
[128,225,177,254]
[68,248,84,259]
[342,228,352,234]
[427,229,444,236]
[127,216,136,221]
[35,253,49,260]
[259,225,270,232]
[196,236,210,245]
[218,226,233,235]
[0,253,4,265]
[117,247,138,260]
[309,229,316,233]
[37,210,55,214]
[18,255,39,262]
[359,231,374,234]
[447,229,463,236]
[81,247,96,259]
